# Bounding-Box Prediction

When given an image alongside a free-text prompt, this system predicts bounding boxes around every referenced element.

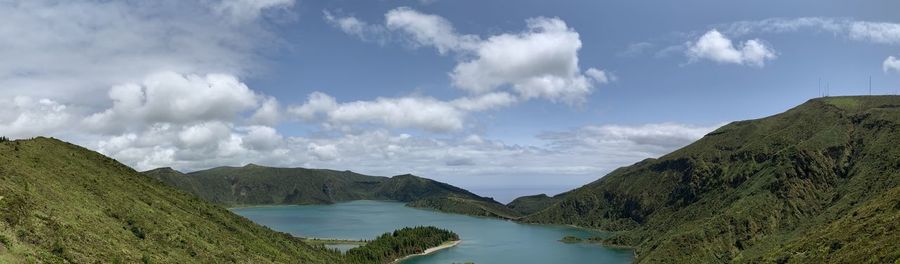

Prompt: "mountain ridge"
[143,164,522,219]
[516,96,900,263]
[0,137,341,263]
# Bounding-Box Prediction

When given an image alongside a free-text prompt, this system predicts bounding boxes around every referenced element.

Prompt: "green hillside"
[0,137,340,263]
[506,194,562,215]
[143,165,520,219]
[521,96,900,263]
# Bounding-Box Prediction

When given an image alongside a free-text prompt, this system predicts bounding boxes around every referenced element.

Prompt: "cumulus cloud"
[308,143,340,161]
[288,91,519,132]
[241,126,283,151]
[100,122,717,191]
[385,7,481,54]
[0,1,720,197]
[0,1,277,105]
[884,56,900,73]
[0,1,290,149]
[288,92,339,121]
[450,17,597,104]
[251,97,281,126]
[289,93,466,132]
[324,7,610,104]
[178,122,233,149]
[686,29,777,67]
[84,72,261,133]
[95,122,287,170]
[0,97,74,139]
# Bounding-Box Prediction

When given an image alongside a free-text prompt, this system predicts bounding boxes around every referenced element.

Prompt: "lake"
[232,200,633,264]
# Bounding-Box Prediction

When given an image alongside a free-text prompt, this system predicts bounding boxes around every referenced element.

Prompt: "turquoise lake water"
[231,200,633,264]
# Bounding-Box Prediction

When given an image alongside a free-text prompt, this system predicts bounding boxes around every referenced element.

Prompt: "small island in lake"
[559,236,584,243]
[339,226,460,264]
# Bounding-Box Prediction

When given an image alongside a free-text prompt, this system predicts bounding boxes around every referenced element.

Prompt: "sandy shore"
[392,240,461,263]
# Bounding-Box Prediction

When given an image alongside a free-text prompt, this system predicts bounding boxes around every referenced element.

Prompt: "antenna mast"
[818,77,822,98]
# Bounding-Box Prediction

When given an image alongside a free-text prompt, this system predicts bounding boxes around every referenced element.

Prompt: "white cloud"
[241,126,283,151]
[846,22,900,45]
[215,0,294,21]
[288,91,520,132]
[251,97,281,126]
[328,96,465,132]
[719,17,900,45]
[323,11,389,44]
[385,7,481,54]
[585,68,611,84]
[686,29,777,67]
[95,121,287,171]
[450,92,518,111]
[325,8,609,104]
[0,1,723,196]
[287,92,339,121]
[84,72,261,133]
[450,17,598,104]
[178,122,233,149]
[0,97,73,139]
[0,1,277,106]
[308,143,339,161]
[291,93,466,132]
[86,117,720,194]
[884,56,900,73]
[538,123,722,158]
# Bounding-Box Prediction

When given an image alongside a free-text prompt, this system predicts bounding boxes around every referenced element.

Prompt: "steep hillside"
[523,96,900,263]
[0,138,340,263]
[506,194,562,215]
[144,165,520,219]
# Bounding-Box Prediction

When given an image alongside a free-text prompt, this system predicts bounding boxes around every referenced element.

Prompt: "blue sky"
[2,0,900,202]
[253,0,900,143]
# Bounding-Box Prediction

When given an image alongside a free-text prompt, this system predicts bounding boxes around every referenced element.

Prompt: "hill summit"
[521,96,900,263]
[0,137,339,263]
[144,164,522,219]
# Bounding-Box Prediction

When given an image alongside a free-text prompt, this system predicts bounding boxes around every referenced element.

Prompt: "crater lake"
[232,200,633,264]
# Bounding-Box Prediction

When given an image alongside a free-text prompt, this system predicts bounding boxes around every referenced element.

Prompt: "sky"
[2,0,900,202]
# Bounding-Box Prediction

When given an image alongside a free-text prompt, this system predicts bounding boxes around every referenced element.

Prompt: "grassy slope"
[506,194,563,215]
[144,165,521,219]
[522,96,900,263]
[0,138,340,263]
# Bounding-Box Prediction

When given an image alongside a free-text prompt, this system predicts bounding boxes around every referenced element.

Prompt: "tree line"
[342,226,459,264]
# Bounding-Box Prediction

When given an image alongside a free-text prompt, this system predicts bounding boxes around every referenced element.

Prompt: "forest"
[343,226,459,264]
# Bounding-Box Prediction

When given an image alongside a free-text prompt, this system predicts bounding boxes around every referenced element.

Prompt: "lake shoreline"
[234,201,635,263]
[392,240,461,263]
[302,238,368,246]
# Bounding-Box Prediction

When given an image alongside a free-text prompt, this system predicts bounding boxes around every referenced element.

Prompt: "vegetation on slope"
[343,226,459,264]
[407,196,522,219]
[521,96,900,263]
[0,137,340,263]
[144,165,519,218]
[506,194,562,215]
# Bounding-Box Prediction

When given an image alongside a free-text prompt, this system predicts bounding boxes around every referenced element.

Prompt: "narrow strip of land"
[392,240,461,263]
[302,238,368,246]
